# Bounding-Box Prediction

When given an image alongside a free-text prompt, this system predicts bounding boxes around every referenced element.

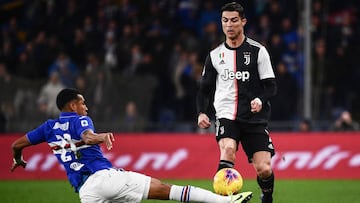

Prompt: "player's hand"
[103,132,115,150]
[11,158,27,172]
[198,113,211,129]
[251,98,262,113]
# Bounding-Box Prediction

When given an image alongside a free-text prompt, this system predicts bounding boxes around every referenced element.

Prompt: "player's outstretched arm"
[82,130,115,150]
[11,135,32,172]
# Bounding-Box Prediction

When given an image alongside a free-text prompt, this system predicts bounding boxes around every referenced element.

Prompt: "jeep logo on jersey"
[221,69,250,81]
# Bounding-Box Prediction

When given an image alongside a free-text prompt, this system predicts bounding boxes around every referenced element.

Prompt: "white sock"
[169,185,231,203]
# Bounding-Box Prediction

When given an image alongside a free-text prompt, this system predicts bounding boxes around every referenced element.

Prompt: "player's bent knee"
[223,146,236,155]
[255,164,272,178]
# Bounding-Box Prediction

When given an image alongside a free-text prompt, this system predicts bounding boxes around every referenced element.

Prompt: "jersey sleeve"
[26,122,49,145]
[257,46,275,80]
[75,116,95,138]
[196,54,217,114]
[256,46,277,103]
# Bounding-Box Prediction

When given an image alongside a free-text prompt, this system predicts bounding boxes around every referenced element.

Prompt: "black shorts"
[215,118,275,163]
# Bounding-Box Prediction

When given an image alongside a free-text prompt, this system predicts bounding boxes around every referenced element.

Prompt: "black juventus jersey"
[197,37,277,124]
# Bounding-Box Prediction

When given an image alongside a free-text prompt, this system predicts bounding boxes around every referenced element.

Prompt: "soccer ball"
[213,168,243,196]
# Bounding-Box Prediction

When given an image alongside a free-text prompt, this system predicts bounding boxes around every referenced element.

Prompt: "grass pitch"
[0,179,358,203]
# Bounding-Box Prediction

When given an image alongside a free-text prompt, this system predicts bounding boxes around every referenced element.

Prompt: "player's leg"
[240,124,275,203]
[215,119,241,171]
[79,169,129,203]
[147,177,252,203]
[218,137,237,170]
[253,151,274,203]
[79,168,152,203]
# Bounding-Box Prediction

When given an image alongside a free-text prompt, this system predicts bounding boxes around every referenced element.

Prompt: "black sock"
[217,160,234,171]
[257,172,274,195]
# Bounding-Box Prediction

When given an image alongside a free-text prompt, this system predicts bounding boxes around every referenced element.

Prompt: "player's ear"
[241,18,247,26]
[68,100,77,112]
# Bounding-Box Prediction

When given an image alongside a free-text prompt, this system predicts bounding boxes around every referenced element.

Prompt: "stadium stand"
[0,0,359,132]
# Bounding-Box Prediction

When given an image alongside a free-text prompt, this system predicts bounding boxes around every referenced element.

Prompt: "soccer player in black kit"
[197,2,277,203]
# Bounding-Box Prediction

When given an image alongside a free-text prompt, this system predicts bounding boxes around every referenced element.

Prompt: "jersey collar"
[59,112,78,117]
[224,36,247,50]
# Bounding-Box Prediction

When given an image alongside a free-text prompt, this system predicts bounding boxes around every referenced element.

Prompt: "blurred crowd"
[1,0,359,133]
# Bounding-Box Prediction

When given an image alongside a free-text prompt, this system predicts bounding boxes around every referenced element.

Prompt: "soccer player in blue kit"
[197,2,277,203]
[11,88,252,203]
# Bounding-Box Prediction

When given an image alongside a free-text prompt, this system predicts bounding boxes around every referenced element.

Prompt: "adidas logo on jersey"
[221,69,250,81]
[219,60,225,65]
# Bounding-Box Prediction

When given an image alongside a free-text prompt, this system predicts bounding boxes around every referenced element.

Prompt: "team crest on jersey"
[243,52,250,65]
[219,52,225,65]
[81,119,89,127]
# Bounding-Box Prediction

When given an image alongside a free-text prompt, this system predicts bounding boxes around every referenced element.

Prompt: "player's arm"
[258,78,277,103]
[81,130,115,150]
[11,135,32,172]
[251,46,277,113]
[197,55,217,128]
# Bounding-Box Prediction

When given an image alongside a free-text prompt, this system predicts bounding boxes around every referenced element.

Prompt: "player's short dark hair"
[56,88,81,110]
[221,2,245,19]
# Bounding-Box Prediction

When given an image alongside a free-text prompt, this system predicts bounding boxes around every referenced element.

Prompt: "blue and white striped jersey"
[26,112,112,191]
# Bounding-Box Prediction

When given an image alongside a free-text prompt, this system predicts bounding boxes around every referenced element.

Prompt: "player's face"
[73,95,88,116]
[221,11,246,40]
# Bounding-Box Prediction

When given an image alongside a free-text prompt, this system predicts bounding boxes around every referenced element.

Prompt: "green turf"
[0,179,359,203]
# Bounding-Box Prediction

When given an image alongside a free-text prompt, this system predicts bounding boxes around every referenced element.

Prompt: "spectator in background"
[311,0,326,41]
[37,71,65,118]
[263,0,283,34]
[254,14,272,44]
[82,16,103,52]
[267,33,285,68]
[271,61,298,121]
[102,32,120,73]
[198,21,224,61]
[87,70,113,122]
[19,41,48,79]
[74,74,90,99]
[197,0,221,37]
[331,110,360,131]
[85,53,105,81]
[14,51,37,79]
[122,43,143,76]
[328,45,355,111]
[173,51,201,122]
[0,39,16,72]
[120,101,146,132]
[311,38,345,121]
[32,31,49,75]
[297,119,312,132]
[0,62,15,133]
[176,0,199,31]
[0,62,17,114]
[48,51,79,88]
[42,35,63,78]
[0,106,6,132]
[68,28,88,71]
[117,24,136,70]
